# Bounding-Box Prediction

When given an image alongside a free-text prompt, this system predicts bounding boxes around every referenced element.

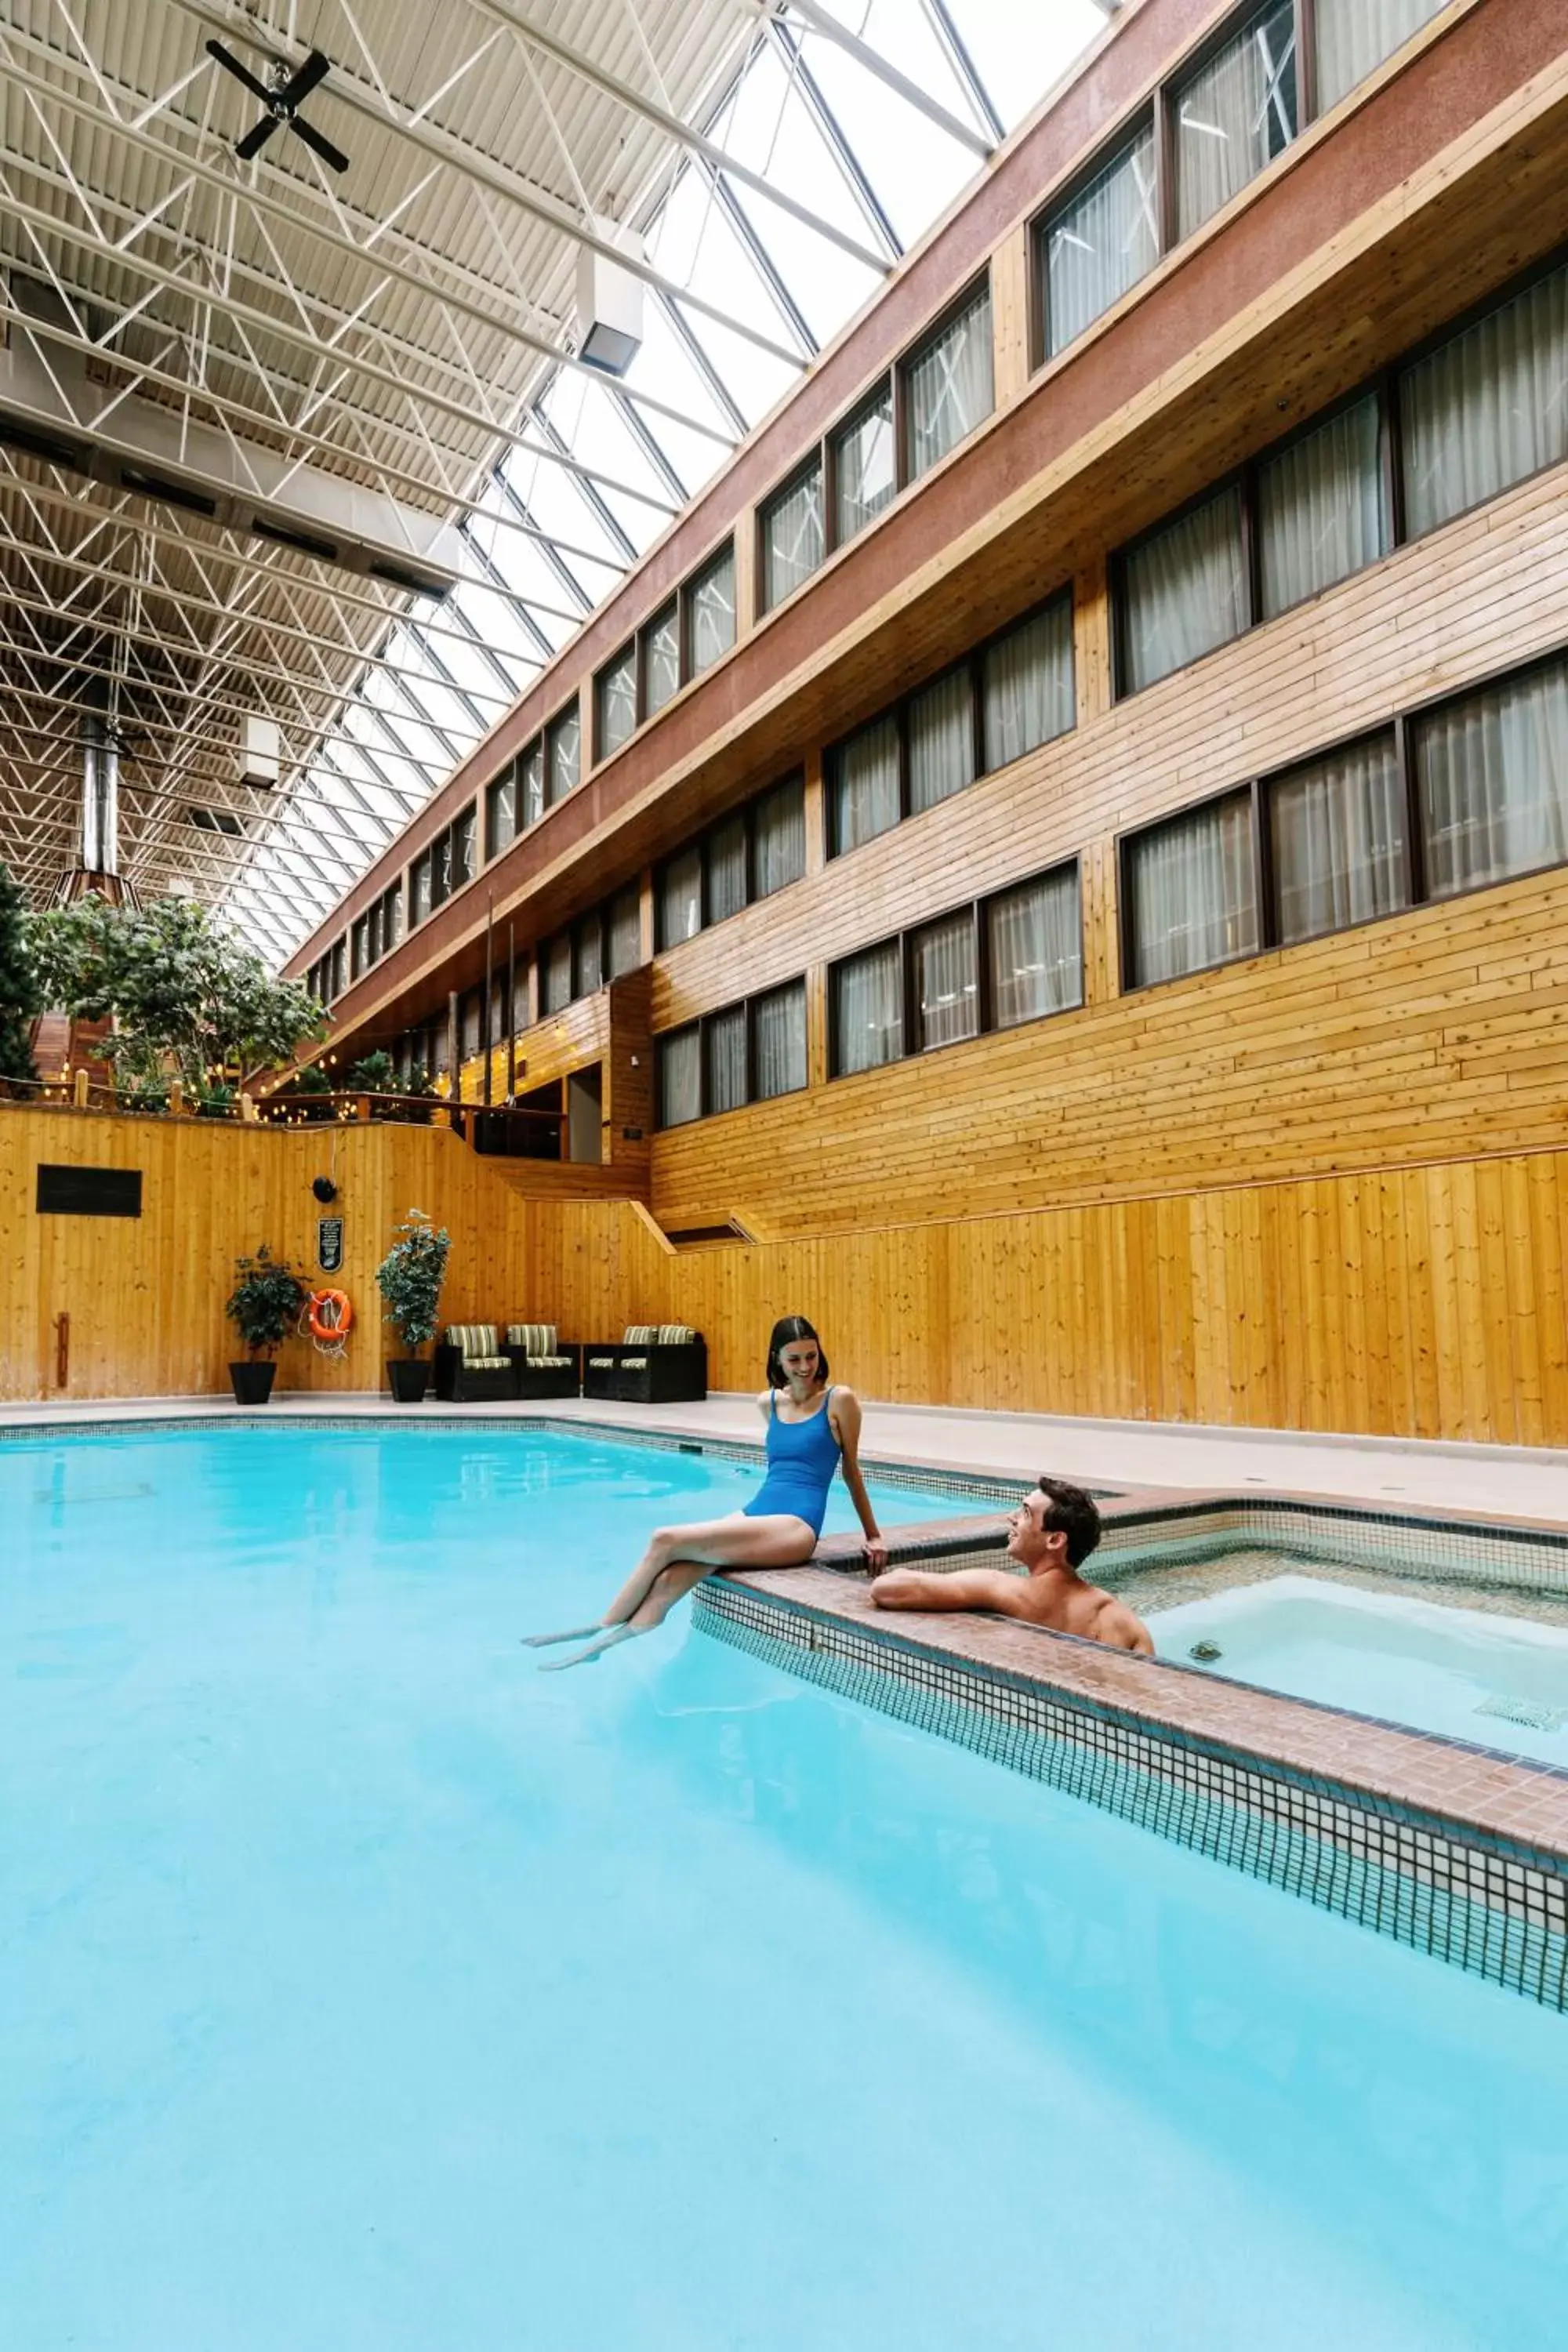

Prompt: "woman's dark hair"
[1036,1475,1102,1568]
[767,1315,829,1389]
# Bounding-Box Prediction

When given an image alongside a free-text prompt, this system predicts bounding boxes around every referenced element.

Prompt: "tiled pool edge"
[695,1577,1568,2012]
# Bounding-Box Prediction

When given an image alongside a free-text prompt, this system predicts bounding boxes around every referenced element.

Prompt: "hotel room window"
[546,703,580,805]
[752,773,807,898]
[1040,125,1159,357]
[350,914,369,980]
[832,939,904,1075]
[519,736,545,828]
[829,713,901,855]
[1399,262,1568,541]
[485,763,517,860]
[687,545,735,675]
[430,827,453,909]
[1257,394,1390,619]
[658,1026,702,1127]
[751,979,808,1100]
[381,882,404,956]
[596,644,637,762]
[760,459,826,611]
[831,385,895,545]
[1268,733,1409,945]
[910,910,979,1051]
[543,932,573,1015]
[452,805,477,890]
[1119,485,1247,692]
[986,867,1083,1028]
[902,281,994,483]
[982,597,1076,768]
[1125,789,1259,986]
[642,601,681,717]
[1313,0,1446,114]
[365,902,383,969]
[706,811,749,926]
[1413,655,1568,902]
[704,1003,749,1116]
[329,939,347,999]
[572,913,604,999]
[1173,0,1298,241]
[658,843,703,949]
[907,666,976,817]
[607,884,643,978]
[409,851,432,927]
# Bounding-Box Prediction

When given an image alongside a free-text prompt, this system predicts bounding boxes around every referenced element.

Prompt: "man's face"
[1007,1490,1061,1570]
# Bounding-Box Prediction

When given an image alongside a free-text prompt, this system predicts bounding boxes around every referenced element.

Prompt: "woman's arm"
[829,1388,887,1569]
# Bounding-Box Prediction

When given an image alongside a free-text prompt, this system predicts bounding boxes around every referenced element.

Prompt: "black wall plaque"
[318,1215,344,1274]
[36,1163,143,1218]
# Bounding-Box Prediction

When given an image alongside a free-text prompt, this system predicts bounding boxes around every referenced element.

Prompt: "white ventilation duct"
[80,712,118,877]
[575,219,645,376]
[241,714,281,789]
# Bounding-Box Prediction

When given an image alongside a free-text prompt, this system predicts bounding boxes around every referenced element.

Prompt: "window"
[452,805,476,891]
[659,1026,702,1127]
[431,827,453,910]
[658,843,703,949]
[380,883,404,957]
[688,544,735,674]
[1400,263,1568,543]
[760,459,826,611]
[657,977,809,1126]
[902,281,994,483]
[328,938,347,1000]
[542,932,573,1015]
[366,901,383,967]
[1174,0,1297,241]
[982,598,1075,768]
[596,644,637,760]
[706,811,749,925]
[908,666,976,817]
[459,988,483,1061]
[832,939,904,1076]
[986,867,1083,1028]
[608,884,643,978]
[1125,791,1259,986]
[832,386,895,545]
[753,773,807,898]
[1269,732,1408,944]
[1315,0,1446,115]
[911,910,979,1051]
[485,761,517,860]
[830,713,901,855]
[411,807,476,924]
[520,737,545,828]
[546,703,580,804]
[705,1004,749,1116]
[409,851,432,927]
[1040,125,1159,357]
[644,601,680,716]
[752,979,808,1100]
[1119,485,1247,693]
[655,774,808,943]
[1257,394,1389,619]
[573,912,604,999]
[1414,655,1568,901]
[350,913,370,980]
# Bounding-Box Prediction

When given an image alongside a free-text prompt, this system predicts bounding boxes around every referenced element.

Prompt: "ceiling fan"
[205,39,350,174]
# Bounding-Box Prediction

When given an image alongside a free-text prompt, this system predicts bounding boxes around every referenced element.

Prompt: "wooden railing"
[1,1074,564,1155]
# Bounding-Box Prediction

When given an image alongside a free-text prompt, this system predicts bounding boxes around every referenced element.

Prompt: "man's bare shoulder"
[1087,1589,1156,1654]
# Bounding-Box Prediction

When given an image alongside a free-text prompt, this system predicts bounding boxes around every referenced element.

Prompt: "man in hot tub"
[869,1475,1155,1655]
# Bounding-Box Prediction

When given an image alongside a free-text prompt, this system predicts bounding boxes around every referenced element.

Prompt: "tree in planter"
[347,1049,396,1093]
[0,861,40,1089]
[223,1245,308,1403]
[376,1209,451,1400]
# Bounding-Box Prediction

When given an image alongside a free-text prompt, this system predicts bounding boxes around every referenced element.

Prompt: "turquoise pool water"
[3,1424,1566,2350]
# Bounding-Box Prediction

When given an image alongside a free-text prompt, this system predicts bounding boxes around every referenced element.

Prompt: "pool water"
[1152,1574,1568,1764]
[4,1425,1566,2351]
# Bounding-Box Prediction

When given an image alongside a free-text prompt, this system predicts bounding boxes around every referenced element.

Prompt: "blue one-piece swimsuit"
[742,1386,841,1540]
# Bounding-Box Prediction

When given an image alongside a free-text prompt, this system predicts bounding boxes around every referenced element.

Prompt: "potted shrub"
[376,1208,451,1403]
[224,1245,307,1404]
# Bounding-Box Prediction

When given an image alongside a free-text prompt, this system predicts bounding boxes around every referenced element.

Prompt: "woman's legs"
[535,1514,815,1669]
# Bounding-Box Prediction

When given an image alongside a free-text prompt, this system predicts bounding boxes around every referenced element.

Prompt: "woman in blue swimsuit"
[532,1316,886,1668]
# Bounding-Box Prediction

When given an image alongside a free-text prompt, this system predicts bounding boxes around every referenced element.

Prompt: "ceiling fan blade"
[205,39,275,108]
[282,49,332,107]
[290,115,350,175]
[235,114,282,162]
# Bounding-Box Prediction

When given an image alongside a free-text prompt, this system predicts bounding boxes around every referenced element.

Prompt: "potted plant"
[376,1208,451,1403]
[224,1245,307,1404]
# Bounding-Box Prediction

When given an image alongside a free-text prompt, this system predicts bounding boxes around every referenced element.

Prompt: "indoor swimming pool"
[4,1423,1566,2350]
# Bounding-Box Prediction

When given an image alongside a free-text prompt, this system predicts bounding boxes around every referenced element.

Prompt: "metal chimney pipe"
[100,730,119,877]
[81,717,101,873]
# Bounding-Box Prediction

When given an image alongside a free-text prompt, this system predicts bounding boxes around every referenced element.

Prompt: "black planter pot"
[387,1359,431,1403]
[229,1359,277,1405]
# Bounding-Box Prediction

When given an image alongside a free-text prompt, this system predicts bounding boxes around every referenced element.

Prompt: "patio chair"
[433,1323,516,1403]
[583,1323,707,1404]
[503,1322,579,1399]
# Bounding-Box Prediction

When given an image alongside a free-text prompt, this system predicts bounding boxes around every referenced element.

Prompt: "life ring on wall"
[307,1289,354,1348]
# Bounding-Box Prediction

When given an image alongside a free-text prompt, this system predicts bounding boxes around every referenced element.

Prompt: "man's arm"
[869,1566,1029,1616]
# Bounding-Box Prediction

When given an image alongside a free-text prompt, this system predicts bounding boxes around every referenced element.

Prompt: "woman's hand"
[864,1533,888,1571]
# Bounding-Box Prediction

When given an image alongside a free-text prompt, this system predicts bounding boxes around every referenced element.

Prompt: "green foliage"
[347,1049,396,1093]
[404,1063,437,1100]
[195,1080,237,1119]
[27,894,326,1094]
[375,1208,451,1353]
[224,1245,307,1358]
[0,862,40,1086]
[292,1062,332,1094]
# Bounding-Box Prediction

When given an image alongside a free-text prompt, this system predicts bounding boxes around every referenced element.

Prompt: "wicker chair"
[583,1323,707,1404]
[433,1323,516,1403]
[503,1322,579,1399]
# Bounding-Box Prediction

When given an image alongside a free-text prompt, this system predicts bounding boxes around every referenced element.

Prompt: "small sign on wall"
[318,1216,344,1274]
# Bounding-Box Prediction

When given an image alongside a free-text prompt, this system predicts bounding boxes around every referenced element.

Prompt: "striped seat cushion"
[531,1356,573,1368]
[587,1356,616,1370]
[505,1323,557,1358]
[622,1323,658,1345]
[619,1356,648,1370]
[462,1356,510,1372]
[446,1323,499,1359]
[656,1324,696,1345]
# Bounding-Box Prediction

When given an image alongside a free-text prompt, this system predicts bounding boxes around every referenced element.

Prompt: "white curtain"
[488,771,517,858]
[753,775,806,898]
[453,809,476,887]
[659,1027,701,1127]
[705,1004,748,1115]
[983,600,1075,769]
[546,707,579,803]
[608,884,642,977]
[383,886,404,951]
[543,932,573,1013]
[1416,658,1568,898]
[410,855,431,926]
[1047,127,1159,356]
[1123,485,1247,691]
[1270,734,1407,945]
[1401,266,1568,540]
[644,604,681,714]
[1129,793,1258,985]
[988,868,1083,1027]
[913,912,978,1050]
[908,667,976,815]
[763,463,825,609]
[690,548,736,673]
[1316,0,1444,114]
[706,812,749,924]
[597,648,637,758]
[753,979,807,1098]
[906,286,994,482]
[1175,0,1298,240]
[659,843,703,947]
[833,390,895,544]
[1258,394,1388,619]
[573,917,603,997]
[834,941,903,1074]
[521,739,544,827]
[833,714,901,852]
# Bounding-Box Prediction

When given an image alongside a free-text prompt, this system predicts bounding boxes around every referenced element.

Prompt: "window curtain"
[543,934,572,1014]
[520,739,544,827]
[659,1028,701,1127]
[987,868,1083,1028]
[1258,394,1389,619]
[912,912,979,1051]
[432,831,452,907]
[488,771,517,858]
[905,287,994,482]
[659,844,703,947]
[608,884,642,977]
[1415,657,1568,899]
[705,1004,748,1115]
[753,775,806,898]
[832,714,901,853]
[1046,128,1159,355]
[1400,265,1568,541]
[982,600,1075,769]
[546,708,579,804]
[383,887,404,950]
[908,667,976,815]
[410,855,431,925]
[1129,793,1259,985]
[834,941,903,1075]
[1123,485,1247,691]
[689,548,736,673]
[597,649,637,757]
[1269,734,1408,945]
[753,980,807,1098]
[573,919,604,997]
[644,604,680,714]
[833,390,895,545]
[453,809,476,886]
[1315,0,1444,114]
[762,462,825,609]
[706,812,749,924]
[1174,0,1297,241]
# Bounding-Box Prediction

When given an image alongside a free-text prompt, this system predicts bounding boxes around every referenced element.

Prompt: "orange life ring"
[308,1288,354,1344]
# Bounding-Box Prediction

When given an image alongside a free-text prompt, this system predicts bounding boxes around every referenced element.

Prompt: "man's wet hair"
[1035,1475,1102,1569]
